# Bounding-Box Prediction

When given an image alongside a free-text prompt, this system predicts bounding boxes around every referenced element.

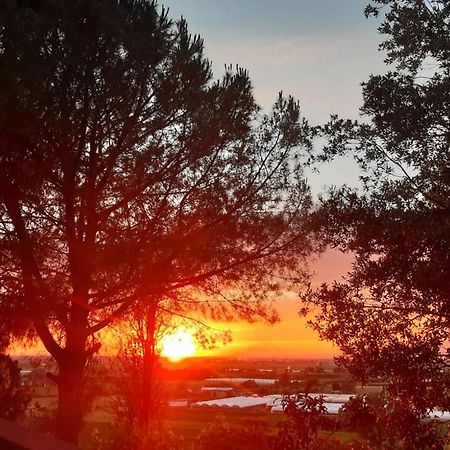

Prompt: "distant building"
[204,377,276,386]
[193,395,280,409]
[200,387,235,398]
[168,399,189,408]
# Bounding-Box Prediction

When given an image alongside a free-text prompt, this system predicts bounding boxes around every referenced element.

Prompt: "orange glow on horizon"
[160,329,197,362]
[9,245,349,361]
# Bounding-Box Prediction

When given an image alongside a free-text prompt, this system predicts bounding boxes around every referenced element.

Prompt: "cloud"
[205,31,385,124]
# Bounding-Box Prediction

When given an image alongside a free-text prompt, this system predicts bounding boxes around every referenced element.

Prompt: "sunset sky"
[196,250,354,360]
[151,0,386,360]
[9,1,387,361]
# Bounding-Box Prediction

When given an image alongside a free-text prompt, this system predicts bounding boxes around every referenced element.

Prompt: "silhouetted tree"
[277,368,291,388]
[275,394,328,450]
[112,303,170,429]
[303,0,450,425]
[273,394,368,450]
[0,355,31,421]
[339,395,447,449]
[0,0,314,442]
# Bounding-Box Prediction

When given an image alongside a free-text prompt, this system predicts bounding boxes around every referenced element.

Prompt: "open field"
[78,406,361,448]
[20,356,432,449]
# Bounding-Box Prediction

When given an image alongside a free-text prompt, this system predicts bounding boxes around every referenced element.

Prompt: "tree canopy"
[304,0,450,416]
[0,0,314,442]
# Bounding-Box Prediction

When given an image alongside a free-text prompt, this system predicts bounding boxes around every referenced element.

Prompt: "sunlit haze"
[160,329,197,362]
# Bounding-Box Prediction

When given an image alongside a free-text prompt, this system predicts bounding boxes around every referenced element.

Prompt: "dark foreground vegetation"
[0,0,449,448]
[1,355,448,449]
[6,355,449,449]
[301,1,450,448]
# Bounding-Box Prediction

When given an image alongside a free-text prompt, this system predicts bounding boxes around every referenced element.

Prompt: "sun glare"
[160,329,197,362]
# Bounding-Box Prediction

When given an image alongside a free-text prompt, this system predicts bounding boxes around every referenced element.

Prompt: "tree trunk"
[139,303,158,428]
[54,355,87,444]
[53,316,90,444]
[140,344,154,427]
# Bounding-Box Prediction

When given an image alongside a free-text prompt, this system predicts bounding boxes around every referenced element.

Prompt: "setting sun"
[160,329,197,362]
